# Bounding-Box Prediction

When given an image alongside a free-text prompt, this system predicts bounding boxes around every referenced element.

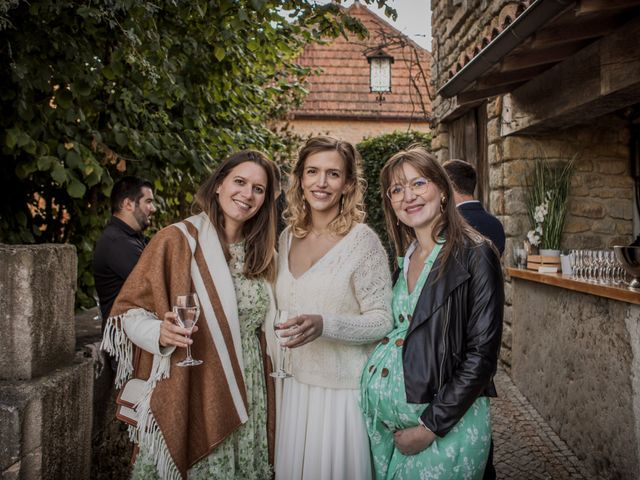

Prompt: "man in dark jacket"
[93,176,156,330]
[444,159,505,256]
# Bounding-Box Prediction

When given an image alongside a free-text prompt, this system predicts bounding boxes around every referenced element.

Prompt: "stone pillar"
[0,244,93,480]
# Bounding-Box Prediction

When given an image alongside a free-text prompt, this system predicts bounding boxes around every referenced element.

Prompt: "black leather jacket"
[398,239,504,437]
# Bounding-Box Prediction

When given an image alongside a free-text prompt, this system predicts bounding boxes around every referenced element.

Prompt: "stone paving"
[75,311,597,479]
[491,367,595,479]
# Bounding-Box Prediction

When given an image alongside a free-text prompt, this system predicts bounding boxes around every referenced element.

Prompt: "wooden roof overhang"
[437,0,640,108]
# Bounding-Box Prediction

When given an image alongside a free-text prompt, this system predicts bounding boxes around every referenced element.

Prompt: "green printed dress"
[360,242,491,480]
[132,242,272,480]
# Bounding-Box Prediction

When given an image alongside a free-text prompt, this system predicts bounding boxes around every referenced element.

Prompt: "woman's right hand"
[159,311,198,348]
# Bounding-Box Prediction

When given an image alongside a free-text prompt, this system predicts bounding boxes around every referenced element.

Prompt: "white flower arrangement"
[525,159,574,251]
[526,193,551,247]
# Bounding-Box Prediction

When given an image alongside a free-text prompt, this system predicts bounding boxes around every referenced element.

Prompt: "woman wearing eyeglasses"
[360,146,504,480]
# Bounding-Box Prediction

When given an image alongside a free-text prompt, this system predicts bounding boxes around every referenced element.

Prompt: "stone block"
[502,215,527,238]
[0,244,77,381]
[591,187,631,200]
[487,118,500,143]
[563,218,591,234]
[487,143,500,166]
[489,164,503,189]
[615,223,633,236]
[594,159,627,175]
[604,175,634,189]
[569,200,606,219]
[502,136,537,161]
[489,190,504,215]
[502,159,530,187]
[592,218,618,235]
[489,96,502,120]
[0,353,93,480]
[574,157,593,172]
[503,187,527,215]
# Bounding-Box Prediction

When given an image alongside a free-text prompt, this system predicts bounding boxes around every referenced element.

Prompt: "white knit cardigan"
[274,223,393,389]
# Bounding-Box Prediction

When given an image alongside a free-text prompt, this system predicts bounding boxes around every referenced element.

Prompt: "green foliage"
[0,0,394,308]
[357,130,432,255]
[525,157,574,250]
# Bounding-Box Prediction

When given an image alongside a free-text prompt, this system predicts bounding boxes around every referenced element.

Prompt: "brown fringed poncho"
[101,213,276,479]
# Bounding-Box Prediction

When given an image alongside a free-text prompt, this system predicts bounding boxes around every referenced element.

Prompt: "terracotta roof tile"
[291,2,432,121]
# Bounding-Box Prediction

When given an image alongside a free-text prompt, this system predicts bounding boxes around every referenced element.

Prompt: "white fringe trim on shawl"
[100,309,172,389]
[100,309,178,479]
[100,313,133,389]
[130,391,181,480]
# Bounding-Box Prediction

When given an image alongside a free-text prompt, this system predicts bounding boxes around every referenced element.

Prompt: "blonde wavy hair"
[285,136,365,238]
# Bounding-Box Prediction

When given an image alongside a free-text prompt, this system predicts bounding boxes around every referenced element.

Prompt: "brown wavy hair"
[285,136,365,238]
[380,146,479,271]
[194,150,277,282]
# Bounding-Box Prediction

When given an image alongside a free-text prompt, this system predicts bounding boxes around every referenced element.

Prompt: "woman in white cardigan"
[272,136,393,479]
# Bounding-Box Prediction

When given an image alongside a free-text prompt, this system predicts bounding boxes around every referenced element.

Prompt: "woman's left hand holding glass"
[393,426,436,456]
[278,314,323,348]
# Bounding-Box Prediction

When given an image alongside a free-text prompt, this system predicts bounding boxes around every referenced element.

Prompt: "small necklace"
[309,228,331,237]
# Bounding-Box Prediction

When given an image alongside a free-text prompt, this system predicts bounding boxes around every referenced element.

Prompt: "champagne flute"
[173,293,203,367]
[270,310,293,379]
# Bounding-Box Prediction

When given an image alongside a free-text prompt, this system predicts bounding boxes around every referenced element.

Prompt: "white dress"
[273,224,392,480]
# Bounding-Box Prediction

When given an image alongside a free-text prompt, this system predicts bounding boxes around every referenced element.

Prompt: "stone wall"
[286,118,431,146]
[0,244,94,479]
[431,0,521,111]
[510,278,640,479]
[496,112,633,369]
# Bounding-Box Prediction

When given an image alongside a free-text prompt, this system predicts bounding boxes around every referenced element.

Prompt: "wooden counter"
[506,267,640,305]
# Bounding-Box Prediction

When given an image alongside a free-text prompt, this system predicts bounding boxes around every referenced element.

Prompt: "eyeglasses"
[386,178,431,202]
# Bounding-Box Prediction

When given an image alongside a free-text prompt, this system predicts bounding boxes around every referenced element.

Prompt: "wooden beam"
[475,65,551,89]
[530,15,621,48]
[456,82,527,104]
[501,16,640,135]
[577,0,640,16]
[500,41,589,72]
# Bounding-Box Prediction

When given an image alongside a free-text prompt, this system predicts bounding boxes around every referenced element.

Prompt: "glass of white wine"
[270,310,293,379]
[173,293,203,367]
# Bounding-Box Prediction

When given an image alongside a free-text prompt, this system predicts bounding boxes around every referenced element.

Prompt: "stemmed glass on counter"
[569,249,626,285]
[173,293,203,367]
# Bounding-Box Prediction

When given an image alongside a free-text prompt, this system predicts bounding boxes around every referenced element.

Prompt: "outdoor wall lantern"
[367,48,394,104]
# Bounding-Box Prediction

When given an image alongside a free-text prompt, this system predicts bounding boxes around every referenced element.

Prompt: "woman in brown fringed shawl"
[101,150,279,480]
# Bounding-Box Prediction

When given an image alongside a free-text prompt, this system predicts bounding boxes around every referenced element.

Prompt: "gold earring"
[440,194,446,213]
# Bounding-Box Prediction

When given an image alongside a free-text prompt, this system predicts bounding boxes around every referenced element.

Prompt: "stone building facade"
[431,1,640,478]
[284,1,432,145]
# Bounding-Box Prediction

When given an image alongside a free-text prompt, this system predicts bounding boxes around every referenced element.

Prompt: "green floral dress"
[132,242,272,480]
[360,242,491,480]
